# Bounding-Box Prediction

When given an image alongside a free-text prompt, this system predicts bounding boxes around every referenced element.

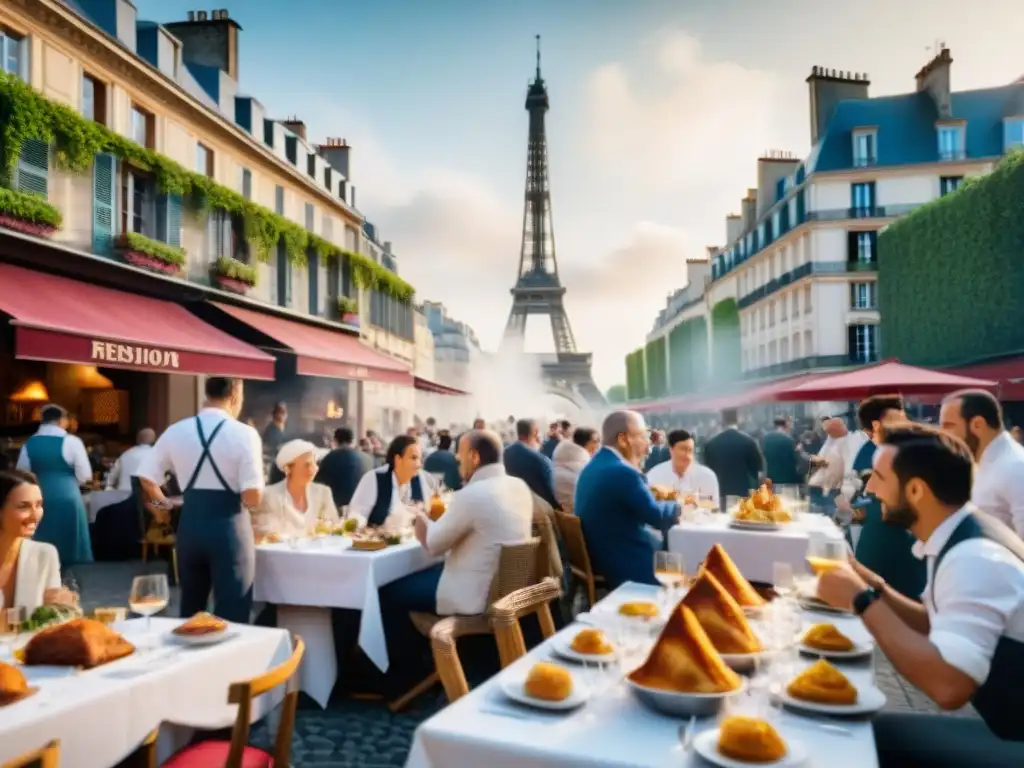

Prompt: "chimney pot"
[187,10,195,21]
[197,10,207,20]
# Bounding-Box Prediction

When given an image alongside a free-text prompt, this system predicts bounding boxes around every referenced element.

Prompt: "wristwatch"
[853,587,882,616]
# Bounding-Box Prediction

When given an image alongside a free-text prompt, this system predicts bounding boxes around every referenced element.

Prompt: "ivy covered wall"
[710,298,742,385]
[879,151,1024,366]
[668,316,710,395]
[645,336,668,399]
[625,347,646,400]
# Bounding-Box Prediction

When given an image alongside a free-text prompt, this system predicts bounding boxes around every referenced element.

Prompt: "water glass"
[806,533,847,576]
[772,561,795,597]
[724,495,744,515]
[654,551,685,607]
[775,484,802,501]
[129,573,170,638]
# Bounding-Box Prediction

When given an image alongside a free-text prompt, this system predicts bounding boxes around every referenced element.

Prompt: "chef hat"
[275,439,318,472]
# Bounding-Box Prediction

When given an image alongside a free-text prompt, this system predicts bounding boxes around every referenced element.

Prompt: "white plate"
[729,518,783,531]
[798,640,873,660]
[694,728,808,768]
[720,648,774,672]
[773,682,887,715]
[170,629,234,646]
[550,634,617,665]
[499,669,590,711]
[592,601,667,625]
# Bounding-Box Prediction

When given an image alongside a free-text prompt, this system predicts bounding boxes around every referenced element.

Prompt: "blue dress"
[26,434,93,567]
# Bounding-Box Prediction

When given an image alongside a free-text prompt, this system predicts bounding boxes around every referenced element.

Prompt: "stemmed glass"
[129,574,170,642]
[654,551,686,609]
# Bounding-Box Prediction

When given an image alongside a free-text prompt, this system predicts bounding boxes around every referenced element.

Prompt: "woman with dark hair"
[347,435,436,527]
[0,470,76,611]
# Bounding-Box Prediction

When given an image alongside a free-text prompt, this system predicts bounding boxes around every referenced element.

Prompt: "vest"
[368,469,424,527]
[932,509,1024,741]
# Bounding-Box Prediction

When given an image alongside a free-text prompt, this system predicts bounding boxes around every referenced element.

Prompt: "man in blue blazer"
[503,418,561,511]
[576,411,681,588]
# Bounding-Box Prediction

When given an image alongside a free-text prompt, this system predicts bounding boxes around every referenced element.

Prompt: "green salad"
[23,603,81,631]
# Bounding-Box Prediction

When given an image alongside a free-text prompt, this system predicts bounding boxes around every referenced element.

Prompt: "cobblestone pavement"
[71,560,973,766]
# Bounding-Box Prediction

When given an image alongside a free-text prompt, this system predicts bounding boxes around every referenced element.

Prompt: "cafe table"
[254,537,440,707]
[406,583,881,768]
[667,512,846,582]
[0,618,292,767]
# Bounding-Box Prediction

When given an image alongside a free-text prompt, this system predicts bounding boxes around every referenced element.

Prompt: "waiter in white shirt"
[105,428,155,491]
[646,428,720,505]
[138,378,264,623]
[939,389,1024,537]
[348,435,437,527]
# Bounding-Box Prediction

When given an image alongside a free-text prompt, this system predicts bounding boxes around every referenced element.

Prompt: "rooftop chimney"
[318,137,352,179]
[741,189,757,231]
[916,47,953,119]
[806,66,871,145]
[725,214,743,244]
[163,9,241,81]
[282,117,306,141]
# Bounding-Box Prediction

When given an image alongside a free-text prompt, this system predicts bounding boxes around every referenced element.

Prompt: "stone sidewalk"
[70,559,971,766]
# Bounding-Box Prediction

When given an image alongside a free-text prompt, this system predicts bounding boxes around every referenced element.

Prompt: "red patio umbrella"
[772,359,998,402]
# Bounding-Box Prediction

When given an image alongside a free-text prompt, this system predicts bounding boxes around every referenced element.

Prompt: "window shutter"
[155,194,168,242]
[207,210,219,257]
[16,139,49,198]
[848,325,859,360]
[167,194,182,247]
[308,249,319,315]
[220,212,232,259]
[92,153,116,255]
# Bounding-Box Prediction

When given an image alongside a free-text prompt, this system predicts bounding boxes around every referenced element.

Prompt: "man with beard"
[818,422,1024,767]
[940,388,1024,537]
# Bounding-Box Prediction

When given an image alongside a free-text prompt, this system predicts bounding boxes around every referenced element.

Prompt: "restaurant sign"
[91,340,181,370]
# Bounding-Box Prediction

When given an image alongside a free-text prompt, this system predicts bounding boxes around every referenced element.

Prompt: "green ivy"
[214,255,257,285]
[668,315,710,395]
[645,336,668,398]
[605,384,627,403]
[0,72,415,301]
[0,186,62,228]
[625,347,647,400]
[118,231,186,266]
[879,150,1024,366]
[710,298,742,385]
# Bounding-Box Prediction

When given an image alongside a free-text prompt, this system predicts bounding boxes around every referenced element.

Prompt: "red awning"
[213,302,412,386]
[945,357,1024,401]
[414,376,468,396]
[773,359,998,402]
[0,263,274,379]
[631,373,828,414]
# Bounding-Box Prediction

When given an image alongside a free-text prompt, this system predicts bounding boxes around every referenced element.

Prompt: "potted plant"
[115,231,186,275]
[0,187,62,238]
[337,296,360,326]
[212,256,257,294]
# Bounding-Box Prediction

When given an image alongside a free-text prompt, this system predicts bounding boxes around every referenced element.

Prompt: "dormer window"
[852,128,877,167]
[1005,118,1024,152]
[937,123,965,161]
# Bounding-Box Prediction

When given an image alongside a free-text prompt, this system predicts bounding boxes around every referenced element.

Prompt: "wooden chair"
[389,538,542,712]
[554,511,606,609]
[1,740,59,768]
[132,477,179,584]
[491,577,562,666]
[161,634,305,768]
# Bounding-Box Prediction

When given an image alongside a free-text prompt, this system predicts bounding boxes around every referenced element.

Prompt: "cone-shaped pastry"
[681,571,763,654]
[629,605,741,694]
[802,623,855,652]
[701,544,765,607]
[786,659,858,705]
[0,661,29,705]
[718,715,787,763]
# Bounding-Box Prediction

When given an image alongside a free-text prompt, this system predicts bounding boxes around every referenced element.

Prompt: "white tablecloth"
[254,539,438,707]
[667,513,846,583]
[406,583,879,767]
[84,489,131,523]
[0,618,292,768]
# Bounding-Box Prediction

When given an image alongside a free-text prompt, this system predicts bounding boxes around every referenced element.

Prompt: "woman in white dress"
[254,440,338,539]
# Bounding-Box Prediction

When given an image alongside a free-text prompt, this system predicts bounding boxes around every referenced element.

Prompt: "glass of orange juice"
[806,534,847,575]
[655,551,686,607]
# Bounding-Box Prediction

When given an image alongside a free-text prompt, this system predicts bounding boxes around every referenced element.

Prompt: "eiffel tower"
[501,36,605,410]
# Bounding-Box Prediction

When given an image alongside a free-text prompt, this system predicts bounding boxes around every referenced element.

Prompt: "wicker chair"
[532,508,563,583]
[554,511,606,609]
[388,538,542,712]
[491,577,562,666]
[3,740,59,768]
[132,477,179,584]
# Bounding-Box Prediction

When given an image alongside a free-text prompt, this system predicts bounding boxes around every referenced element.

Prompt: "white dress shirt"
[254,480,338,537]
[138,407,264,496]
[13,539,61,611]
[809,431,868,491]
[972,431,1024,537]
[646,460,720,504]
[915,505,1024,684]
[348,466,438,528]
[17,424,92,485]
[422,463,534,615]
[105,444,154,491]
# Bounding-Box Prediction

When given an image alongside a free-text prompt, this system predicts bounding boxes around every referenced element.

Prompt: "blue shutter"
[92,153,116,255]
[16,139,49,198]
[308,249,319,316]
[167,195,182,247]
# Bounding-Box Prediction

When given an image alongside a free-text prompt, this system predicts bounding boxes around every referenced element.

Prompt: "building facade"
[422,301,483,394]
[626,48,1023,409]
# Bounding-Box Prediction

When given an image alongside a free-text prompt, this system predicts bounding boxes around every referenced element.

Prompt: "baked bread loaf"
[173,611,228,636]
[681,572,763,654]
[570,628,613,655]
[718,715,787,763]
[23,617,135,669]
[701,544,765,607]
[524,662,572,701]
[0,661,30,705]
[802,623,855,652]
[786,659,858,705]
[650,485,678,502]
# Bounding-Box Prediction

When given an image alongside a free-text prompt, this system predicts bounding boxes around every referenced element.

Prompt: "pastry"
[701,544,765,607]
[618,601,660,619]
[802,623,855,652]
[173,611,228,636]
[524,662,572,701]
[787,659,858,705]
[735,485,792,524]
[718,715,787,763]
[681,572,762,654]
[629,604,741,694]
[23,618,134,669]
[570,628,613,655]
[650,485,678,502]
[0,661,30,705]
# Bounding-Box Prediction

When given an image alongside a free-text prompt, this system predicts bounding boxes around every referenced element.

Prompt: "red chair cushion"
[163,740,274,768]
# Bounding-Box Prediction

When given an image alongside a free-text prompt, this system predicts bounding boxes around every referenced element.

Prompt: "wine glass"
[61,572,81,607]
[0,605,26,661]
[772,561,795,598]
[806,534,847,576]
[129,574,169,639]
[654,551,686,607]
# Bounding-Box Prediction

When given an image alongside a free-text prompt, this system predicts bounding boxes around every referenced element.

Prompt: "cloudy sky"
[137,0,1024,389]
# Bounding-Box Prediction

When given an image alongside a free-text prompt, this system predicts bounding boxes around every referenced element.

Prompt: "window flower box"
[116,232,186,276]
[337,296,360,326]
[213,256,257,294]
[0,188,61,238]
